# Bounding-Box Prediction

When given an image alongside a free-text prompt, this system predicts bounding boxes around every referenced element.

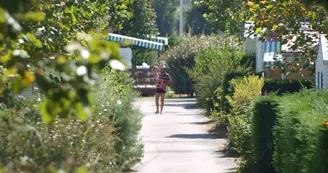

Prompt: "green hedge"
[222,70,246,112]
[222,71,314,112]
[251,96,279,173]
[273,89,328,173]
[263,79,314,95]
[240,54,256,71]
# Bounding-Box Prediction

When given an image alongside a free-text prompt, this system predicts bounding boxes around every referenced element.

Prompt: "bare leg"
[155,93,160,113]
[160,93,165,113]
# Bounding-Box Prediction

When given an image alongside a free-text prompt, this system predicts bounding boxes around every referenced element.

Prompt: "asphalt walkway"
[132,97,237,173]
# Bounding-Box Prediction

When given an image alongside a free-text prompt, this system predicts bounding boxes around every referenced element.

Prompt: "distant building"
[316,34,328,90]
[243,21,316,80]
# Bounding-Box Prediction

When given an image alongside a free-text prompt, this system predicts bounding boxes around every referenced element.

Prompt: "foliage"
[0,69,143,172]
[240,54,256,71]
[122,0,158,37]
[273,89,328,173]
[188,36,243,114]
[164,34,225,95]
[153,0,179,36]
[250,96,279,173]
[0,0,134,122]
[0,111,118,172]
[132,49,158,66]
[222,70,248,112]
[0,1,145,172]
[93,69,143,170]
[263,79,314,95]
[185,0,216,35]
[194,0,246,35]
[226,75,264,159]
[197,0,328,73]
[121,0,159,67]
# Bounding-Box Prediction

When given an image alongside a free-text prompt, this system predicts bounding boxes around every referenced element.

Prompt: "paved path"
[132,98,237,173]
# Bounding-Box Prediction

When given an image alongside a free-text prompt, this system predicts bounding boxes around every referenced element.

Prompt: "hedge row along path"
[132,98,237,173]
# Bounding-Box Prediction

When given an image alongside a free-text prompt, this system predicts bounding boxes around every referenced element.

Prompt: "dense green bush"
[251,96,279,173]
[226,75,264,160]
[164,34,223,95]
[240,54,256,71]
[273,89,328,173]
[222,72,314,112]
[93,69,143,170]
[188,36,243,114]
[263,79,314,95]
[0,69,143,172]
[222,70,248,112]
[0,111,118,172]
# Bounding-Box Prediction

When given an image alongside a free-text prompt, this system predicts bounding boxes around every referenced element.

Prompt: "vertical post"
[179,0,183,35]
[157,51,160,65]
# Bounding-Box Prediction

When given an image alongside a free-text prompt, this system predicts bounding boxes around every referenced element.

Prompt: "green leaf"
[75,167,88,173]
[24,12,45,21]
[75,102,88,121]
[26,33,43,48]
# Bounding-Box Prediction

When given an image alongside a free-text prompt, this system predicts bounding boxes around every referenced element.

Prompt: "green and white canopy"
[106,33,165,51]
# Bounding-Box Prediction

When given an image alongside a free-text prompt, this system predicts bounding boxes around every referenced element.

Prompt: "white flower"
[76,66,87,76]
[117,100,122,105]
[104,109,108,112]
[109,60,126,71]
[80,49,90,59]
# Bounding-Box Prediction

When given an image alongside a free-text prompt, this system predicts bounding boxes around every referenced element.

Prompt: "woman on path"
[153,67,172,114]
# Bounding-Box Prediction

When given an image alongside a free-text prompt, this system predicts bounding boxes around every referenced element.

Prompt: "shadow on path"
[166,133,218,139]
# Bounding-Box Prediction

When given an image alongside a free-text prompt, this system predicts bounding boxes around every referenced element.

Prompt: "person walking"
[154,67,172,114]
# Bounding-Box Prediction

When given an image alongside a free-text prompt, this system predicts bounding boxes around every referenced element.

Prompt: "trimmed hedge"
[240,54,256,71]
[273,89,328,173]
[263,79,313,95]
[222,70,314,112]
[251,96,279,173]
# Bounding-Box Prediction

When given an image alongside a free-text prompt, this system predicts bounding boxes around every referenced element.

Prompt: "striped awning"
[150,37,168,45]
[263,41,282,68]
[106,33,165,51]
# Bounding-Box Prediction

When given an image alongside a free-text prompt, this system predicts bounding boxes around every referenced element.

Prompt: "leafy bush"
[250,96,279,173]
[273,89,328,173]
[164,34,223,95]
[226,75,264,159]
[222,71,313,112]
[222,70,248,112]
[0,111,118,172]
[93,69,143,170]
[240,54,256,71]
[0,69,143,172]
[188,36,243,114]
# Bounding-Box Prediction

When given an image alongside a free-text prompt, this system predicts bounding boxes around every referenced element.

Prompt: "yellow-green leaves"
[24,12,45,21]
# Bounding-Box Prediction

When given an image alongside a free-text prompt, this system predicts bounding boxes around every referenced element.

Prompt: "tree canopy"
[0,0,134,122]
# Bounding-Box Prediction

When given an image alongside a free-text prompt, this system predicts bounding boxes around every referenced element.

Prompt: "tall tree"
[122,0,158,37]
[121,0,159,66]
[153,0,180,36]
[185,0,216,35]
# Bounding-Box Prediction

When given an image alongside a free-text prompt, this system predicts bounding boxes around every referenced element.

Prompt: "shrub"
[263,79,314,95]
[93,69,143,170]
[251,96,279,173]
[222,70,248,112]
[222,72,313,112]
[273,89,328,173]
[226,75,264,159]
[0,69,143,172]
[240,54,256,71]
[0,111,118,172]
[163,34,223,95]
[188,36,243,114]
